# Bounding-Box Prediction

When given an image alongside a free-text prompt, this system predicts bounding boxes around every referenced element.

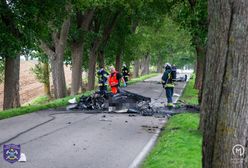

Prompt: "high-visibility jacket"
[161,69,175,88]
[108,71,119,87]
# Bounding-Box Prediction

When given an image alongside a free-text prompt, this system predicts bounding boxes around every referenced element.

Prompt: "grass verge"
[180,74,199,105]
[0,73,158,120]
[142,113,202,168]
[142,73,202,168]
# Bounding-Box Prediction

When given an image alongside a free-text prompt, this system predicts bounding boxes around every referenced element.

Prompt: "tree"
[201,1,248,167]
[0,0,29,109]
[40,16,71,99]
[171,0,208,102]
[0,0,68,109]
[87,9,120,90]
[69,9,94,95]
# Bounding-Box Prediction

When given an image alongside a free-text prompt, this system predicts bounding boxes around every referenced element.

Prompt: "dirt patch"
[0,60,73,109]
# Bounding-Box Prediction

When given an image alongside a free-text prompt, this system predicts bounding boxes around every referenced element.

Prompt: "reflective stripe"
[165,83,174,88]
[167,103,174,107]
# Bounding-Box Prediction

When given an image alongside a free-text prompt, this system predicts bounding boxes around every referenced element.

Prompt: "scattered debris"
[141,125,157,133]
[68,97,77,104]
[66,90,199,117]
[99,118,112,122]
[66,104,78,110]
[128,114,136,117]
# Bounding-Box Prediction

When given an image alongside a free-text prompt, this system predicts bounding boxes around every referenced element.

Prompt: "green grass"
[180,74,199,105]
[0,73,158,120]
[142,113,202,168]
[24,96,50,105]
[142,73,202,168]
[0,91,94,120]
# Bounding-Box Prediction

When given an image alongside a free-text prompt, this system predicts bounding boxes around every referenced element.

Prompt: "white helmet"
[164,63,171,68]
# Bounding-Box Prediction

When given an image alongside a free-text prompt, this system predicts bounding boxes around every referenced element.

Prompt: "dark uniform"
[162,65,175,107]
[97,68,109,94]
[122,66,130,85]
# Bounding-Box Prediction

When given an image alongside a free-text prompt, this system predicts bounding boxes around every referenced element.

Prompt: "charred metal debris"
[67,90,199,117]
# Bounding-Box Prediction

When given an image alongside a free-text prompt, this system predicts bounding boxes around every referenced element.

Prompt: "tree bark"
[133,60,140,78]
[195,45,205,91]
[70,10,94,96]
[141,54,150,75]
[40,17,70,98]
[98,50,105,68]
[87,40,101,90]
[3,56,20,110]
[43,62,51,97]
[71,42,83,95]
[115,50,122,72]
[157,52,163,73]
[87,12,120,90]
[202,1,248,167]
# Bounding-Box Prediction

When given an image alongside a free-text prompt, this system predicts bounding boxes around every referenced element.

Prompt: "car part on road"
[66,90,199,117]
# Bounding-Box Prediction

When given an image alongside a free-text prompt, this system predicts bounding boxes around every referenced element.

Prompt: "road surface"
[0,73,189,168]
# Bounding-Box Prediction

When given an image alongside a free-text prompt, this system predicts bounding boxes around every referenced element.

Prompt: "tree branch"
[39,41,55,60]
[80,10,95,30]
[59,17,71,46]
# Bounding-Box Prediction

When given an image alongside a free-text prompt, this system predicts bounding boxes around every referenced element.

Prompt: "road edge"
[128,73,191,168]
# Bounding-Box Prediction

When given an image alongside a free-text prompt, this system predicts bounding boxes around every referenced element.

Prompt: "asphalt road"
[0,73,189,168]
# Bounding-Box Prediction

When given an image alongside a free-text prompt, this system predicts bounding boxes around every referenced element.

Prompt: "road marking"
[128,125,164,168]
[128,73,191,168]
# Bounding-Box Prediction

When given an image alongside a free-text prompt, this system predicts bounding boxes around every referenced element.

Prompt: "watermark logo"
[232,144,245,157]
[3,144,21,164]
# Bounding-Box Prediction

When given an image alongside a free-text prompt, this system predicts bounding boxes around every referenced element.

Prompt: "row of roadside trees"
[0,0,195,110]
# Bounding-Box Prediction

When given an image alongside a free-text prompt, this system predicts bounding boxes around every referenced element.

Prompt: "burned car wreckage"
[67,90,199,117]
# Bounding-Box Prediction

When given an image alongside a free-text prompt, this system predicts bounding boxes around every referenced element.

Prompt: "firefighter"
[122,64,130,85]
[161,63,175,108]
[97,66,109,94]
[108,66,126,94]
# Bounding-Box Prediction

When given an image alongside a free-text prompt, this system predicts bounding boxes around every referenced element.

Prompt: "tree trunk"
[3,56,20,110]
[115,51,122,72]
[146,55,150,74]
[50,55,66,98]
[202,1,248,167]
[141,54,150,75]
[195,46,205,90]
[133,60,140,78]
[87,12,120,90]
[71,42,83,95]
[98,50,105,68]
[87,42,99,90]
[70,10,94,95]
[157,53,163,73]
[40,17,70,98]
[43,62,51,97]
